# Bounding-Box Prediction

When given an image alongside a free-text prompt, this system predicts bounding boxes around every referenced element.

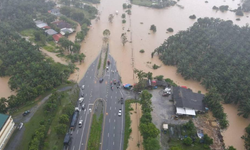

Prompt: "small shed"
[45,29,58,35]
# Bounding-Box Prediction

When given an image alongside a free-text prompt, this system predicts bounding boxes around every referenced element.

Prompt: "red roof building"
[43,26,51,29]
[53,33,63,42]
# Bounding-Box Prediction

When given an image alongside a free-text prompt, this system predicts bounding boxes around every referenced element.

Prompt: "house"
[34,20,48,29]
[60,28,74,35]
[0,114,15,150]
[48,8,61,16]
[173,86,205,116]
[53,34,63,43]
[45,29,58,36]
[52,20,72,29]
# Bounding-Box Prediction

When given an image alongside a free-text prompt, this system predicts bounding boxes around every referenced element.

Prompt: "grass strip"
[124,99,137,150]
[103,49,108,69]
[87,113,103,150]
[98,56,102,69]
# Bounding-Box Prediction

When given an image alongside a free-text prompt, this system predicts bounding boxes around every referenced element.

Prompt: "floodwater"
[0,77,15,99]
[67,0,250,149]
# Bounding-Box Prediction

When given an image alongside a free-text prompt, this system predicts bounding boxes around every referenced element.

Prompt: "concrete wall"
[0,116,15,150]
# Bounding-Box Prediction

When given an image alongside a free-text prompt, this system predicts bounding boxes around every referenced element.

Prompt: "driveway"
[4,85,74,150]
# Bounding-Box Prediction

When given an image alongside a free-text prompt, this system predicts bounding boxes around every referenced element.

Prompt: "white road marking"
[109,119,110,123]
[90,76,92,79]
[78,104,90,150]
[73,146,75,150]
[113,142,115,145]
[115,107,116,110]
[77,130,79,134]
[113,134,115,137]
[114,126,115,129]
[86,94,87,97]
[114,119,116,123]
[84,109,86,114]
[119,104,124,150]
[110,107,111,110]
[108,133,109,137]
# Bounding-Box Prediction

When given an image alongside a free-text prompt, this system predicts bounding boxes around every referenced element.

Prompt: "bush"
[165,78,177,86]
[167,28,174,32]
[123,3,127,9]
[150,24,157,32]
[154,75,164,81]
[219,5,229,12]
[153,64,160,69]
[122,13,126,18]
[189,15,196,19]
[183,137,192,146]
[213,6,219,10]
[122,20,126,24]
[236,9,244,16]
[128,4,132,9]
[140,49,145,53]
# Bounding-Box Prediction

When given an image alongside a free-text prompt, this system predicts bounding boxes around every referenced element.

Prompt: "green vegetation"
[235,7,244,16]
[98,56,102,69]
[131,0,176,8]
[139,90,160,150]
[213,5,228,12]
[242,124,250,149]
[140,49,145,53]
[122,13,126,18]
[167,28,174,32]
[122,20,126,24]
[103,48,108,69]
[20,88,78,150]
[169,121,213,150]
[165,78,177,86]
[153,64,160,69]
[243,0,250,12]
[189,15,196,19]
[155,17,250,119]
[87,113,104,150]
[123,3,128,9]
[43,45,56,52]
[154,75,164,81]
[124,100,137,150]
[203,88,228,129]
[150,24,157,32]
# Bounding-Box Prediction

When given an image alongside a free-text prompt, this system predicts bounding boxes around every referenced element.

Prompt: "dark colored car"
[99,78,104,83]
[23,110,30,116]
[121,97,124,104]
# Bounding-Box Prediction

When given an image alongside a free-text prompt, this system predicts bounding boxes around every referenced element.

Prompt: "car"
[113,79,116,84]
[23,110,30,116]
[81,85,85,90]
[121,97,124,104]
[79,97,84,103]
[75,107,80,112]
[118,109,122,116]
[82,103,85,110]
[79,120,83,128]
[18,123,23,130]
[99,78,104,83]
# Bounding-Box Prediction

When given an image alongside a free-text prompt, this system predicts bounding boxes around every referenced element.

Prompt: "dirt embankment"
[127,103,144,150]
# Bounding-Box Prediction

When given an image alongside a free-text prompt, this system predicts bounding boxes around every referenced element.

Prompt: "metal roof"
[0,114,9,130]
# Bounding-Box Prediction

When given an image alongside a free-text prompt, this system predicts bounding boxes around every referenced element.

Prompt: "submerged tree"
[108,14,114,23]
[121,33,128,46]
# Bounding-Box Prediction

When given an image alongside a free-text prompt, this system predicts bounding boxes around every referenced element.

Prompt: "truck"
[63,133,71,150]
[70,111,79,131]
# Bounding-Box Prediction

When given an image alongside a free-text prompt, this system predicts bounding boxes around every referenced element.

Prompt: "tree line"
[154,17,250,119]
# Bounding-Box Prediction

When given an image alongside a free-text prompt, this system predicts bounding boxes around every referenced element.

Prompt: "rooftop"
[173,86,205,111]
[0,114,9,130]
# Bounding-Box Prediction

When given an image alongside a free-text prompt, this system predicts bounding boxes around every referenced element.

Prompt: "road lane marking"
[113,134,115,137]
[90,76,92,79]
[73,146,75,150]
[114,119,116,123]
[119,103,124,150]
[114,126,115,129]
[77,130,79,134]
[113,142,115,145]
[115,107,116,110]
[111,96,112,99]
[108,133,109,137]
[78,104,90,150]
[110,107,111,110]
[109,119,110,123]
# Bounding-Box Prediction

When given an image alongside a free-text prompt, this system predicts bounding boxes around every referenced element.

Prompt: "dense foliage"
[0,0,55,31]
[155,17,250,118]
[139,91,160,150]
[243,0,250,12]
[242,124,250,150]
[0,24,71,110]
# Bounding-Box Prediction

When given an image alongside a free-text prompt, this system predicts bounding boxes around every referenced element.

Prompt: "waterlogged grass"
[20,28,36,37]
[87,113,104,150]
[169,139,207,150]
[124,100,137,150]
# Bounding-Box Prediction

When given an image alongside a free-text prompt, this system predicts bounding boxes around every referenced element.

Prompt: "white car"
[118,109,122,116]
[18,123,23,130]
[81,85,85,90]
[79,97,84,103]
[79,120,83,128]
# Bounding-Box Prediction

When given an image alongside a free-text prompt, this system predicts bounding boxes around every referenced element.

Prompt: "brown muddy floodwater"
[0,77,15,99]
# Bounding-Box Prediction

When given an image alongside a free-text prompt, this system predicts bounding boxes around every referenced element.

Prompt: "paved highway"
[69,54,127,150]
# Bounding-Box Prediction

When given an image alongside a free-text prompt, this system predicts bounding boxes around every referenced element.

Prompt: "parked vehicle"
[75,107,80,112]
[121,97,124,104]
[99,78,104,83]
[81,85,85,90]
[23,110,30,116]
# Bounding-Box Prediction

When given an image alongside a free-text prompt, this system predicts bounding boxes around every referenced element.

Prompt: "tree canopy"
[155,17,250,118]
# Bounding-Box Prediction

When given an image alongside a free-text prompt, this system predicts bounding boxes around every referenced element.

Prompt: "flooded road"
[1,0,249,148]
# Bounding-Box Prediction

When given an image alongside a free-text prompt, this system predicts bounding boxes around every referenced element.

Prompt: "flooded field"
[0,77,15,99]
[0,0,249,148]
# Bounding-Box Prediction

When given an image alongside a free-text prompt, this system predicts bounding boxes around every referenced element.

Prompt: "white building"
[0,114,15,150]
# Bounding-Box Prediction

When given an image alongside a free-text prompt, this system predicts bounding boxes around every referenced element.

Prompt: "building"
[173,86,205,116]
[53,33,63,43]
[52,20,72,29]
[48,8,61,16]
[34,20,48,29]
[45,29,58,36]
[0,114,15,150]
[60,28,74,35]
